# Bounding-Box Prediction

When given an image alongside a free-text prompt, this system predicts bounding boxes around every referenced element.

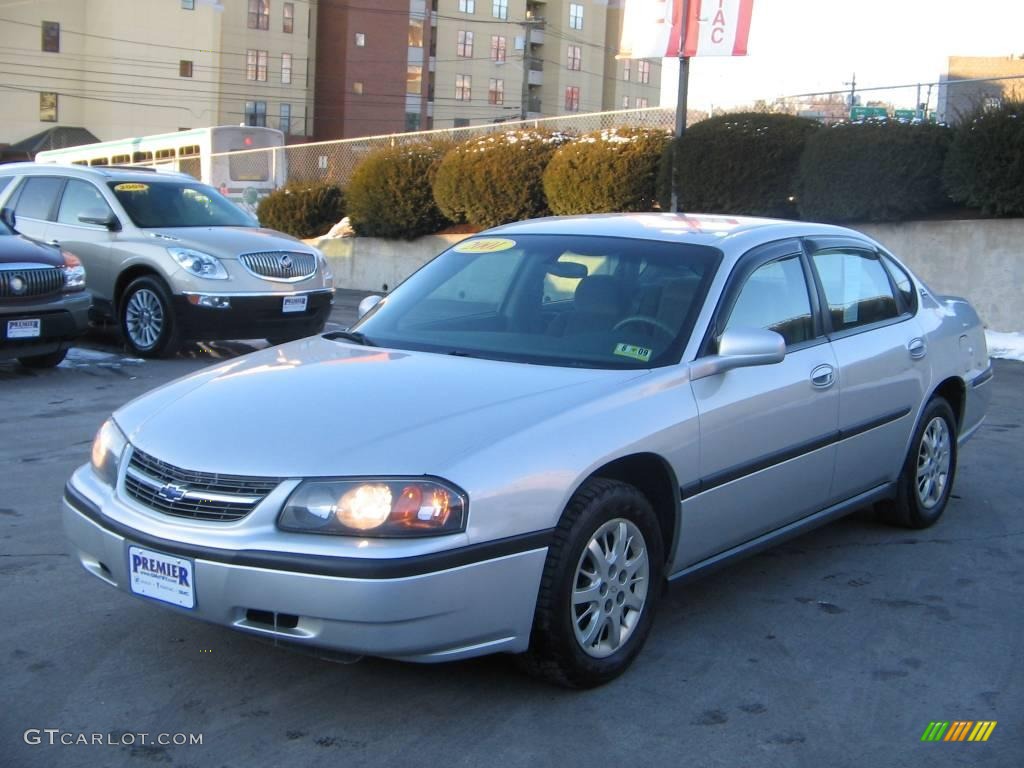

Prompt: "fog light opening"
[187,294,231,310]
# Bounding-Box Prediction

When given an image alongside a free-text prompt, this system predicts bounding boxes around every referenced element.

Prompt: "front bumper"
[0,291,91,360]
[62,472,548,663]
[172,289,333,341]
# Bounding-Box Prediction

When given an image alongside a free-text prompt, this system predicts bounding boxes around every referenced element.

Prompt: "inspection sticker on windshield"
[113,182,149,193]
[614,343,652,362]
[453,238,517,254]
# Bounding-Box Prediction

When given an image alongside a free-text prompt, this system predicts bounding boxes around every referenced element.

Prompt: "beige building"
[938,55,1024,124]
[0,0,315,152]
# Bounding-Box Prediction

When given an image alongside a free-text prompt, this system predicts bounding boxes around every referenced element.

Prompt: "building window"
[569,3,583,30]
[283,2,294,32]
[248,0,270,30]
[457,30,473,58]
[355,32,366,47]
[623,59,631,81]
[40,92,58,122]
[565,86,580,112]
[567,45,581,71]
[42,21,59,53]
[409,18,423,47]
[636,97,649,109]
[454,117,470,128]
[458,0,475,12]
[280,103,291,133]
[456,74,471,101]
[492,0,508,21]
[490,35,506,63]
[407,65,422,95]
[179,60,193,78]
[281,52,292,84]
[638,60,651,84]
[245,100,267,126]
[622,95,629,109]
[181,0,195,9]
[406,112,421,131]
[247,50,268,81]
[353,81,364,94]
[488,78,504,105]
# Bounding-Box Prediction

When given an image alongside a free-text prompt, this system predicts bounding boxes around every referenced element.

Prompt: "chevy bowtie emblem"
[9,275,26,295]
[156,482,188,502]
[279,254,293,271]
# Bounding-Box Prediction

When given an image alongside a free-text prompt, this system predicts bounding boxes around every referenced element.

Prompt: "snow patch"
[985,330,1024,362]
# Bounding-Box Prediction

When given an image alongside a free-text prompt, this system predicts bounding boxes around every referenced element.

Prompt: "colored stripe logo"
[921,721,997,742]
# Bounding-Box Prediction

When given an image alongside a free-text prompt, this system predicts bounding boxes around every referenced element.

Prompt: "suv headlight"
[317,252,334,286]
[279,478,467,537]
[61,250,86,291]
[91,419,127,487]
[168,247,228,280]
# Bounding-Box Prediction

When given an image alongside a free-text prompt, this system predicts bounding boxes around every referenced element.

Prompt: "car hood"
[0,233,62,266]
[142,227,314,259]
[114,336,645,478]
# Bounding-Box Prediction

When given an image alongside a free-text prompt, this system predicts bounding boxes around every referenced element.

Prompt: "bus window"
[179,145,200,157]
[156,149,176,163]
[72,160,88,166]
[111,154,131,164]
[132,151,153,163]
[228,151,270,182]
[90,158,109,166]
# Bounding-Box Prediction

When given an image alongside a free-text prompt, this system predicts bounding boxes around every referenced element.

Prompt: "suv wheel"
[120,276,180,358]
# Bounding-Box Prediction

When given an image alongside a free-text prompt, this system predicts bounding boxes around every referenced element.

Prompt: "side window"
[724,255,814,347]
[13,177,64,221]
[812,249,899,331]
[879,253,917,314]
[57,179,112,225]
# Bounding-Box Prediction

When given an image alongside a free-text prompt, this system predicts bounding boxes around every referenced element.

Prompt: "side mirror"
[357,294,383,320]
[0,207,15,230]
[690,327,786,381]
[78,208,119,230]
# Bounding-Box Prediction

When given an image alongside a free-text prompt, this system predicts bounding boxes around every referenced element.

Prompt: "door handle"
[810,364,835,389]
[908,338,927,359]
[47,239,59,246]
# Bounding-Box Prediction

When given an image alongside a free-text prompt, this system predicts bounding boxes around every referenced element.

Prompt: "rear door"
[49,178,118,301]
[805,238,927,501]
[8,176,64,242]
[680,241,840,567]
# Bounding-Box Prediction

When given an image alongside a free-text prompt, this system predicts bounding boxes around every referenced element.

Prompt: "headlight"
[61,250,86,291]
[317,252,334,285]
[91,419,127,487]
[168,247,228,280]
[279,479,467,537]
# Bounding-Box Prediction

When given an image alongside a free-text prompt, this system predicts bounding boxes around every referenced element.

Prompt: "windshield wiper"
[324,330,376,346]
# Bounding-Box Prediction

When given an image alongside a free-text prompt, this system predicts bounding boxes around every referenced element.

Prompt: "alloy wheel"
[916,416,951,510]
[125,288,165,350]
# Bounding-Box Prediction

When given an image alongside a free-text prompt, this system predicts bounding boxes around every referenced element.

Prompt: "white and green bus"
[34,126,286,212]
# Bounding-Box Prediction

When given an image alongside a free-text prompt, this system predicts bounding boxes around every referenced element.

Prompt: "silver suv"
[0,164,334,357]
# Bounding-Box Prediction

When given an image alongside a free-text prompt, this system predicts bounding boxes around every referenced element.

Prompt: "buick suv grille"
[124,448,282,522]
[0,266,63,299]
[239,251,317,282]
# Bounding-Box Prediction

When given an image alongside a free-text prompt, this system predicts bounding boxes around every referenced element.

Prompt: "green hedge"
[944,101,1024,217]
[798,121,952,222]
[256,182,345,238]
[433,130,573,228]
[346,142,452,239]
[664,112,819,217]
[543,127,670,215]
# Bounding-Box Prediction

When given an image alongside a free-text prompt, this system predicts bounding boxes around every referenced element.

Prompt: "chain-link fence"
[210,106,676,189]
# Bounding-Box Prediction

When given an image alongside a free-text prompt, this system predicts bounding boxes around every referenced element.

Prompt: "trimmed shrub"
[543,127,671,214]
[256,182,344,239]
[433,130,573,228]
[944,101,1024,217]
[663,112,819,217]
[798,121,952,222]
[346,142,452,239]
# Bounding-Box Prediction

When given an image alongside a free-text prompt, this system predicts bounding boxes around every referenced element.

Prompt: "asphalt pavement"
[1,301,1020,768]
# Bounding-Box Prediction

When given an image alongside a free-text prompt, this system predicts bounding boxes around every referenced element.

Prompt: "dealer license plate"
[127,546,195,609]
[282,295,308,314]
[7,319,41,339]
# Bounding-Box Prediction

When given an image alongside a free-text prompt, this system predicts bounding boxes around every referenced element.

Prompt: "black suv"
[0,210,91,368]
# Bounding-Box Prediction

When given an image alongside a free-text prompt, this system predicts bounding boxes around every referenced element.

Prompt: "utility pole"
[844,72,857,111]
[670,0,690,213]
[519,19,543,121]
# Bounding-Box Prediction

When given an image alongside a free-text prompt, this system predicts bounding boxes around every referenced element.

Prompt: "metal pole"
[520,21,534,121]
[670,0,690,213]
[916,83,922,120]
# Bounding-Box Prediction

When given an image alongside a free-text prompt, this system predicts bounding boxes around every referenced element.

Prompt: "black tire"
[520,478,664,688]
[119,276,181,358]
[878,397,958,529]
[18,346,68,368]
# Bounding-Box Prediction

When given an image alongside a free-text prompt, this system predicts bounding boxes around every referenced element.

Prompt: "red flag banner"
[618,0,754,59]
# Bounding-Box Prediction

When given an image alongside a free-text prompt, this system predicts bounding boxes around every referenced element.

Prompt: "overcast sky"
[660,0,1024,111]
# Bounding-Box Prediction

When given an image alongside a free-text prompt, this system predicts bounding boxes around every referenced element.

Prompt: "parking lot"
[1,293,1021,768]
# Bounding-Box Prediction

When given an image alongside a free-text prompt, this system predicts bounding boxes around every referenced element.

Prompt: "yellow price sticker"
[114,183,149,192]
[453,238,517,254]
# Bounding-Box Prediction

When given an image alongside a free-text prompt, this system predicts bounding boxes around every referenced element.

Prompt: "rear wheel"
[520,478,664,688]
[878,397,957,529]
[120,276,180,358]
[18,347,68,368]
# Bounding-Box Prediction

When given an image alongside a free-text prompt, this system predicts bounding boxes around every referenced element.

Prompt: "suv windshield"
[352,234,720,369]
[107,180,254,228]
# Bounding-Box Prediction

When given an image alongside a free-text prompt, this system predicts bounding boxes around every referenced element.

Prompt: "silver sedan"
[63,214,991,687]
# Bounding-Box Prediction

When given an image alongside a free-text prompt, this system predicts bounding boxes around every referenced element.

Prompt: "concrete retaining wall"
[311,219,1024,331]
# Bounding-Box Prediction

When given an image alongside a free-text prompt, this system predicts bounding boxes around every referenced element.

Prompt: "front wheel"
[521,478,664,688]
[119,276,180,358]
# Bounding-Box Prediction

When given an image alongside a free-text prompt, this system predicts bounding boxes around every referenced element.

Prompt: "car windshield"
[107,180,255,228]
[352,234,721,369]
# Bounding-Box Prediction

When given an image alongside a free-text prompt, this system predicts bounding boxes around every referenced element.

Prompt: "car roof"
[489,213,869,255]
[0,162,194,183]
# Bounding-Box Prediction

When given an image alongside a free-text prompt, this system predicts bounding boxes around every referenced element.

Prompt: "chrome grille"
[124,448,281,522]
[238,251,317,282]
[0,266,63,299]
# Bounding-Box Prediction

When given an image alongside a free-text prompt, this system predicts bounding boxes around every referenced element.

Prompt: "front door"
[48,178,117,303]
